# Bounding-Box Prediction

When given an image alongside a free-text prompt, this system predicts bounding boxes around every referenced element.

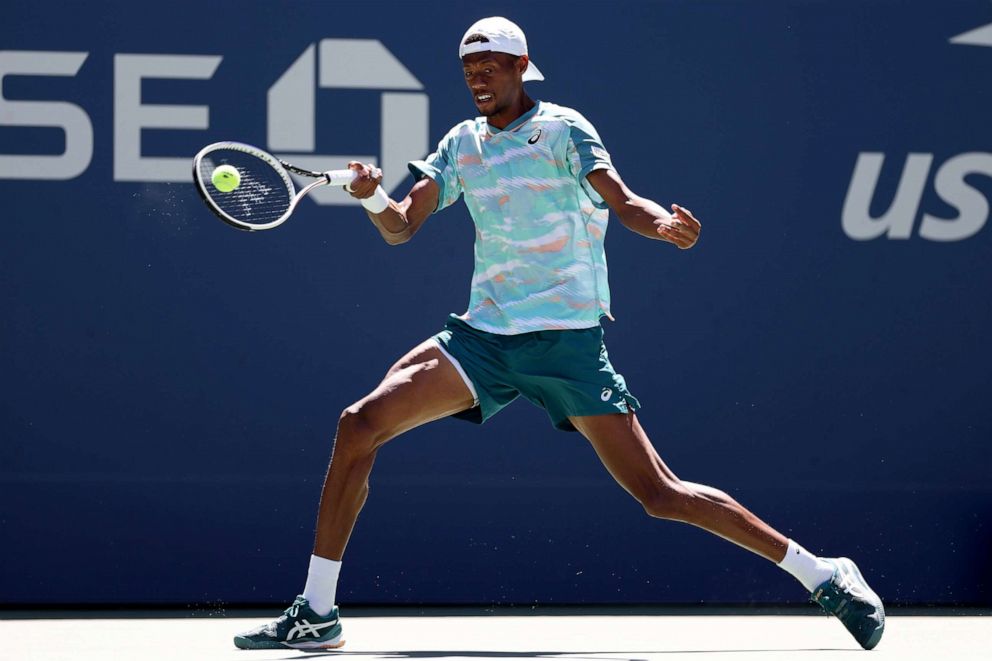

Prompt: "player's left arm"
[587,169,700,249]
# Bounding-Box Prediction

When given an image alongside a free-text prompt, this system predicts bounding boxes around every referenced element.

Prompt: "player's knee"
[335,404,387,459]
[641,482,694,522]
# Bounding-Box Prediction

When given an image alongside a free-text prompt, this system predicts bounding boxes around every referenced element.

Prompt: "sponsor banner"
[1,1,990,605]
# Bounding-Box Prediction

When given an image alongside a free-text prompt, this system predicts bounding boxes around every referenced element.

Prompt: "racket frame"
[192,141,355,232]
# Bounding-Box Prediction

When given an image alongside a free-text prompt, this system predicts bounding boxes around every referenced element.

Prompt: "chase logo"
[0,40,427,205]
[268,39,427,205]
[841,22,992,242]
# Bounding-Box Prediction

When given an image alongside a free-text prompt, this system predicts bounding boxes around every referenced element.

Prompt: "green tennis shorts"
[431,314,641,432]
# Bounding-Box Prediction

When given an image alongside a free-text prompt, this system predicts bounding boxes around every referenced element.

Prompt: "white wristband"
[361,186,390,214]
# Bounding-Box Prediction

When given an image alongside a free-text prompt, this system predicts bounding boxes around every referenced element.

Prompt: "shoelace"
[835,565,870,601]
[285,597,305,619]
[813,566,869,613]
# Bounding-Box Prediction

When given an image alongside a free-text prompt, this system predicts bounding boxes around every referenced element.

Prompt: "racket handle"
[323,169,358,187]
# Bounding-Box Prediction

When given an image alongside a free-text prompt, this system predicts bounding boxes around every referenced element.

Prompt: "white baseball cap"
[458,16,545,82]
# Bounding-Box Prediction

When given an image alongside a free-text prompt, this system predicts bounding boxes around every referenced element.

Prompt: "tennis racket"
[192,141,358,232]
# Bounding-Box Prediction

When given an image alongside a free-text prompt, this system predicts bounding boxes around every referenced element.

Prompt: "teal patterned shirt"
[409,101,614,335]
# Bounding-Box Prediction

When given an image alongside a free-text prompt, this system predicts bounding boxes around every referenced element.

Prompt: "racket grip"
[324,169,358,187]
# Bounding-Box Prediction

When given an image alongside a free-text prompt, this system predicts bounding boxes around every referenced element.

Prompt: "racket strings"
[198,150,294,227]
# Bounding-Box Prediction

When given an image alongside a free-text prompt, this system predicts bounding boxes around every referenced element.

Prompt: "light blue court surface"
[2,609,990,661]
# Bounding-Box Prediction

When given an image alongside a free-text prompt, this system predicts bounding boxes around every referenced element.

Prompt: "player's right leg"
[233,338,475,650]
[313,338,476,560]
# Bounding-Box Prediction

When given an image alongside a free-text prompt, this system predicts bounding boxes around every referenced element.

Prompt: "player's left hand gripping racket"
[192,141,357,231]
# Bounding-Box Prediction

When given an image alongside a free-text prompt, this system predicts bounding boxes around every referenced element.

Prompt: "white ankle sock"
[302,554,341,616]
[777,539,835,592]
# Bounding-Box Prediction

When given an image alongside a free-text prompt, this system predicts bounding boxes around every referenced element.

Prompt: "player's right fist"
[346,161,383,199]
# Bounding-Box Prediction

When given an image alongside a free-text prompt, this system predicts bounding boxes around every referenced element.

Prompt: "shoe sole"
[233,635,345,650]
[286,636,346,650]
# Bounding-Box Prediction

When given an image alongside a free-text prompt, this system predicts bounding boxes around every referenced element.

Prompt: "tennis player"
[235,16,885,651]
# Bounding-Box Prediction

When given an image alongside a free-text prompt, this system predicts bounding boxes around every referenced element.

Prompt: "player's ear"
[518,55,530,77]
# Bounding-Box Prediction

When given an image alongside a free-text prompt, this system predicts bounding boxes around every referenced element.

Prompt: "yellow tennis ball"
[212,164,241,192]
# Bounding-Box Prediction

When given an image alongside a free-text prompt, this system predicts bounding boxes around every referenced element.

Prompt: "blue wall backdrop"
[2,0,990,606]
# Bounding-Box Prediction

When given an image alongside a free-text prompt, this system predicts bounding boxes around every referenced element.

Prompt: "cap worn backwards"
[458,16,545,82]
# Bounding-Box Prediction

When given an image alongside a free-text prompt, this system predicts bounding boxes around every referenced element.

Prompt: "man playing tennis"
[235,16,885,651]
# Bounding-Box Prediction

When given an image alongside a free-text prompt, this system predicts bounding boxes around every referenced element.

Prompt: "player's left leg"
[569,411,885,650]
[569,411,788,559]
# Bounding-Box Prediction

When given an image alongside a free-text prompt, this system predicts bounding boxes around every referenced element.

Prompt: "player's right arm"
[346,161,440,245]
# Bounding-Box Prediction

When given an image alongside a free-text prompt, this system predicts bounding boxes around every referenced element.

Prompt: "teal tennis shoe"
[233,595,344,650]
[812,558,885,650]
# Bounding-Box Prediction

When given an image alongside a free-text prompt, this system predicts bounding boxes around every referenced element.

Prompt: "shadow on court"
[282,649,849,659]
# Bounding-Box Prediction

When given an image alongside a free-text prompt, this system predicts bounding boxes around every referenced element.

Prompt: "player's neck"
[486,94,536,130]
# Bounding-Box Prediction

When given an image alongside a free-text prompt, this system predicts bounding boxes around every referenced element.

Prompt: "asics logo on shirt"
[528,129,542,144]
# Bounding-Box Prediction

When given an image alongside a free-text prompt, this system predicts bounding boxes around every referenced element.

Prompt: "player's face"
[462,52,525,117]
